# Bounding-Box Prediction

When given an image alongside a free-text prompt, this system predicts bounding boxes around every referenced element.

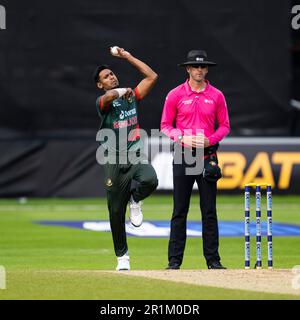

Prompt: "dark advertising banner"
[0,138,299,197]
[0,139,104,198]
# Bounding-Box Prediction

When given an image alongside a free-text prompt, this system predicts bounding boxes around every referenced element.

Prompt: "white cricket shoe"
[116,253,130,271]
[129,196,143,227]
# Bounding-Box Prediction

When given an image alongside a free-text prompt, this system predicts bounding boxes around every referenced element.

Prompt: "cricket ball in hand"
[110,46,119,55]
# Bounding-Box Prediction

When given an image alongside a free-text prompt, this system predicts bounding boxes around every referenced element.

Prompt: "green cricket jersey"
[96,92,142,154]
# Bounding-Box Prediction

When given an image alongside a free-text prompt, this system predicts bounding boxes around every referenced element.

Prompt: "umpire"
[161,50,230,269]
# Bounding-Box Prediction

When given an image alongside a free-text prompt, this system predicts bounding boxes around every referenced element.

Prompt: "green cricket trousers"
[103,157,158,257]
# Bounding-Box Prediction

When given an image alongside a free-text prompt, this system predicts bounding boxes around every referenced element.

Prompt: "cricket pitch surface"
[114,269,300,296]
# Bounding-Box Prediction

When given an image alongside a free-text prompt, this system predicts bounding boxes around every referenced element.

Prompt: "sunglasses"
[190,64,208,69]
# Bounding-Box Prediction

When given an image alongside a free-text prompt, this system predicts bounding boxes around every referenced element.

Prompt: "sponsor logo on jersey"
[113,116,138,129]
[119,108,136,120]
[182,99,193,105]
[204,99,214,104]
[112,101,122,108]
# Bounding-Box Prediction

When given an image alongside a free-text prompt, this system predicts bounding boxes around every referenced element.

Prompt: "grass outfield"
[0,194,300,300]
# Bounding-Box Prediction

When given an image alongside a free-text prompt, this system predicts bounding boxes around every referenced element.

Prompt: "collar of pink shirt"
[184,79,211,96]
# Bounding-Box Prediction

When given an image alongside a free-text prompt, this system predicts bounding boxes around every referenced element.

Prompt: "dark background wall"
[0,0,297,197]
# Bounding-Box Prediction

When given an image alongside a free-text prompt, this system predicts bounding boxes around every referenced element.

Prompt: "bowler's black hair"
[93,65,110,84]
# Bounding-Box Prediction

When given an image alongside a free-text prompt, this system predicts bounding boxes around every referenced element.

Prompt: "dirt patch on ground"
[118,269,300,296]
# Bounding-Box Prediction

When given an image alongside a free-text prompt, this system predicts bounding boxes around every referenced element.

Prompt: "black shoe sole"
[117,268,130,271]
[207,265,227,269]
[166,266,180,270]
[130,221,142,228]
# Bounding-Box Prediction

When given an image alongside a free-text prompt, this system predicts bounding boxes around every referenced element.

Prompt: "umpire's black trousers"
[168,159,221,267]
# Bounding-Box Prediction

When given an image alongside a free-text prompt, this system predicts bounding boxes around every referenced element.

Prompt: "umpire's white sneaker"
[129,196,143,227]
[116,253,130,271]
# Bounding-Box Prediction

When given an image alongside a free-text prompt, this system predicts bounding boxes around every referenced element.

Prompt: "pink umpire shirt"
[160,80,230,146]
